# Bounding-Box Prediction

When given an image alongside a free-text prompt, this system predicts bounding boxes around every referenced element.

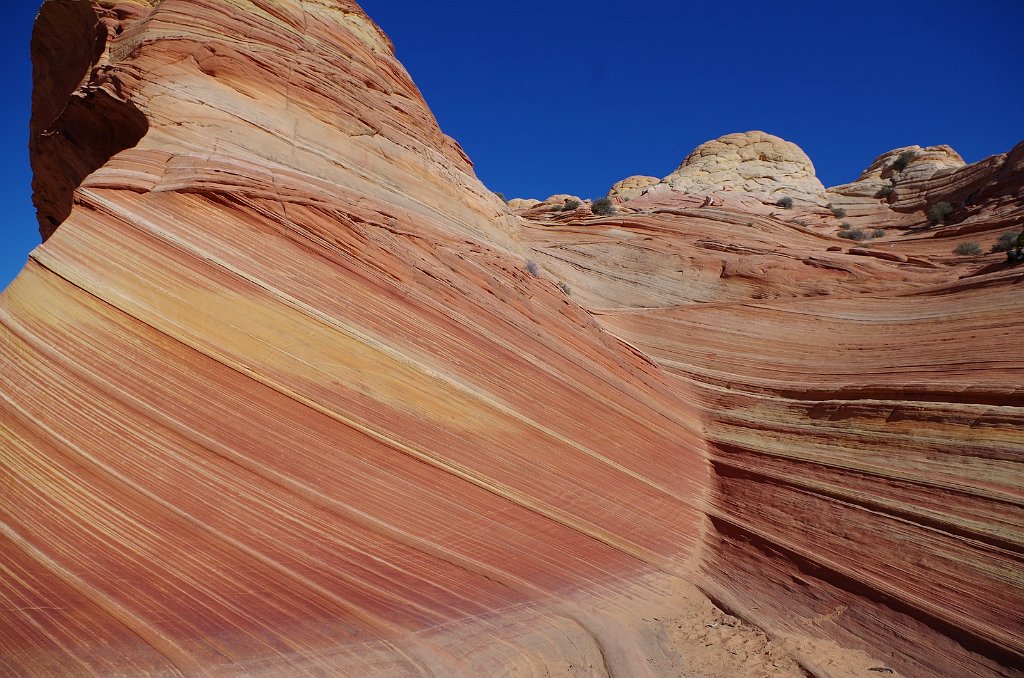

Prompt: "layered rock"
[826,141,1023,237]
[829,144,966,199]
[30,0,514,246]
[5,1,710,674]
[2,1,1022,677]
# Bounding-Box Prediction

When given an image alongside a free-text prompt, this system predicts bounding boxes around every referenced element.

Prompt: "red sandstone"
[1,1,1021,676]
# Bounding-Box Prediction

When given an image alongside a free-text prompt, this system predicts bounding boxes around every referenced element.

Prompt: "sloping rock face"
[30,0,516,246]
[524,149,1024,676]
[5,1,711,675]
[822,141,1024,245]
[3,2,1022,677]
[829,144,966,200]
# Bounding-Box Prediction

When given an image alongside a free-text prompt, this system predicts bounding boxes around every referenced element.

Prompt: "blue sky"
[3,0,1021,290]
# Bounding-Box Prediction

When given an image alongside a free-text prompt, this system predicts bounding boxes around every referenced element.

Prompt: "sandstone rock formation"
[826,141,1023,234]
[609,174,660,201]
[540,193,585,209]
[664,131,827,204]
[829,144,967,200]
[607,131,829,206]
[2,1,1022,677]
[506,197,540,210]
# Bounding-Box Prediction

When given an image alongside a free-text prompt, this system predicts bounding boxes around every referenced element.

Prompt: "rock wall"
[2,1,1022,676]
[524,144,1024,674]
[5,1,711,674]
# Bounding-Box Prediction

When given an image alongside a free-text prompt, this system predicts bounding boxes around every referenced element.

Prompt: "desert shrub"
[953,242,982,256]
[776,197,794,209]
[838,228,870,241]
[893,150,916,171]
[493,191,507,203]
[591,197,615,215]
[562,199,580,211]
[526,259,541,277]
[830,205,847,218]
[876,184,894,199]
[927,201,954,225]
[991,231,1019,252]
[558,281,571,295]
[873,228,886,238]
[839,221,853,230]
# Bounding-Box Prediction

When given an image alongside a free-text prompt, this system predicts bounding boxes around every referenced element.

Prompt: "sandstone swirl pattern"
[1,1,1022,676]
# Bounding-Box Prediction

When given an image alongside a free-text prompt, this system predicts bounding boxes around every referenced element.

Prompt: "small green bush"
[830,206,847,218]
[494,191,507,203]
[526,259,541,277]
[562,199,580,211]
[991,231,1019,253]
[558,281,571,295]
[838,229,870,241]
[953,242,982,256]
[591,197,615,215]
[876,184,894,199]
[840,221,853,230]
[893,150,916,171]
[928,201,954,225]
[776,197,794,209]
[873,228,886,238]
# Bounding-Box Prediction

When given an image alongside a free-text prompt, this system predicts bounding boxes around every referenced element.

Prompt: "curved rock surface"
[609,174,660,201]
[826,141,1023,236]
[664,131,826,204]
[506,196,540,210]
[609,131,828,205]
[829,144,966,200]
[524,145,1024,676]
[2,1,1022,676]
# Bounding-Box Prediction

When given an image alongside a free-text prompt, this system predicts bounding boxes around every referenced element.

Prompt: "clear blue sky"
[3,1,1021,290]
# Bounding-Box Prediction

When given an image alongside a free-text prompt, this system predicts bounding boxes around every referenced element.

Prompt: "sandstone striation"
[826,141,1023,237]
[2,1,1022,677]
[829,144,966,200]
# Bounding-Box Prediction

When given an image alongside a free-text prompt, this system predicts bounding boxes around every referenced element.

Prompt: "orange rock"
[2,1,1022,676]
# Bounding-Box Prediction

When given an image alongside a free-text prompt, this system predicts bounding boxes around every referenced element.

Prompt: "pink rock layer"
[1,1,1021,676]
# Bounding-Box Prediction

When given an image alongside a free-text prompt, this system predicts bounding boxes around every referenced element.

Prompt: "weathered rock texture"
[2,1,1022,676]
[609,174,660,201]
[829,144,966,201]
[608,131,828,205]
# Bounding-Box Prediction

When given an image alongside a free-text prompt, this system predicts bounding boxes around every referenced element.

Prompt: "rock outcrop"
[506,197,540,210]
[2,1,1022,677]
[607,131,828,205]
[663,131,827,204]
[826,141,1023,234]
[609,174,660,201]
[829,144,967,200]
[4,2,709,675]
